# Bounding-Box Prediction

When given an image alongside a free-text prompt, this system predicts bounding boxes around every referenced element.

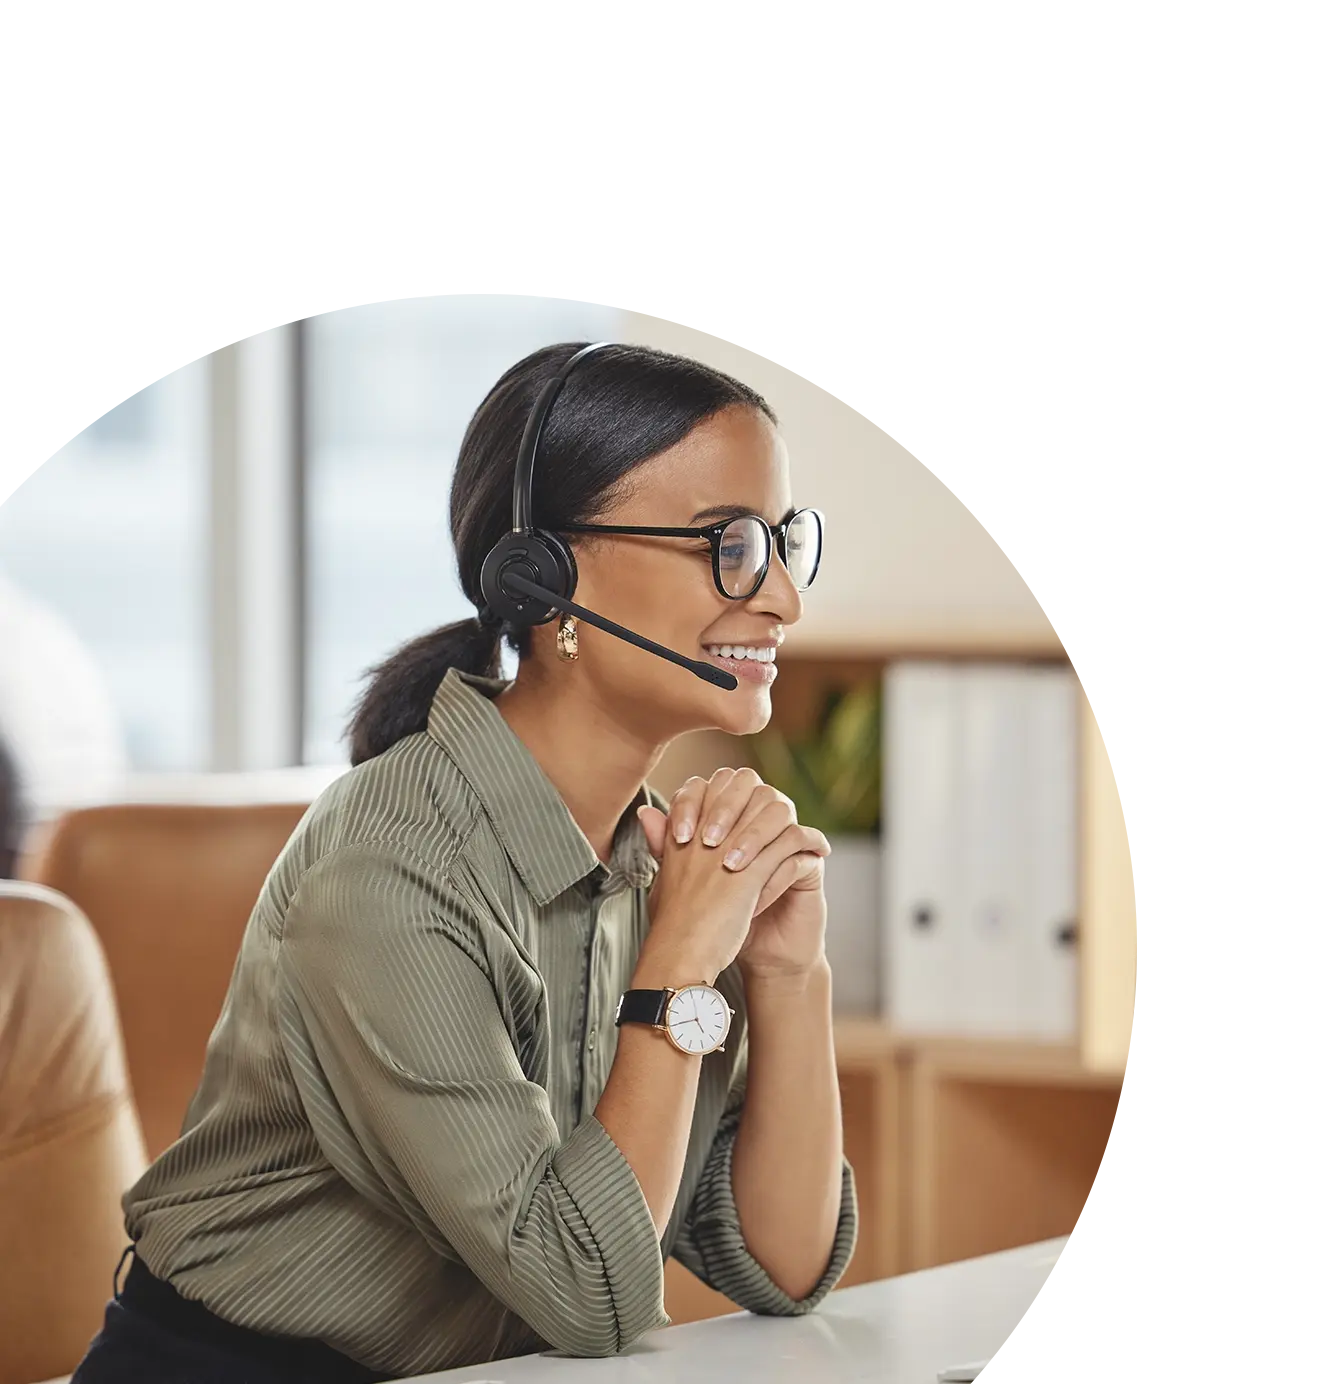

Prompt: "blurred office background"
[0,297,622,779]
[0,294,1065,779]
[0,296,1136,1375]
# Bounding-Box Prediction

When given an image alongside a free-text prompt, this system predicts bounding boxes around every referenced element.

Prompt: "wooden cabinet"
[664,1023,1122,1324]
[896,1036,1122,1271]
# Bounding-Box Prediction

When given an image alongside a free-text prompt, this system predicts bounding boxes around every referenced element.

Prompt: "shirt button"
[587,1026,597,1051]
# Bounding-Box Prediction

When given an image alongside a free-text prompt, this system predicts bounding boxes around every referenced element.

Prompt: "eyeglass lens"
[718,512,821,597]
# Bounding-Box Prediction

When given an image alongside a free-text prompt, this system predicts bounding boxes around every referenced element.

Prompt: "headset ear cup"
[479,530,577,627]
[536,529,578,603]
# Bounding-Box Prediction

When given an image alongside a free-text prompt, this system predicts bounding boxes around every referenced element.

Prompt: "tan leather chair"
[0,882,148,1384]
[25,803,308,1160]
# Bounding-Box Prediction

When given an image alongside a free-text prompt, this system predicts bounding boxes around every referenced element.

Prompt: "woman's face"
[567,403,805,739]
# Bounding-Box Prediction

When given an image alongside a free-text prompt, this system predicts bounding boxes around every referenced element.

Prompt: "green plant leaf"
[743,678,882,835]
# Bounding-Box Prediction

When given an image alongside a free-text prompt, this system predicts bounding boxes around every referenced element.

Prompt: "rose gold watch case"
[655,983,735,1055]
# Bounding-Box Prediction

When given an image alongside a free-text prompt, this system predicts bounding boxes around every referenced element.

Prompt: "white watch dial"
[665,985,729,1054]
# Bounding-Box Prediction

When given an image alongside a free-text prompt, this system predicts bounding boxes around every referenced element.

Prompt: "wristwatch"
[614,984,734,1055]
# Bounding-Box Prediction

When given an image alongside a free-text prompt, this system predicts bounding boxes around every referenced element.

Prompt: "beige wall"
[617,303,1329,647]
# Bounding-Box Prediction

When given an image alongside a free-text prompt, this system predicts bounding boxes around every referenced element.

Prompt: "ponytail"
[346,616,504,767]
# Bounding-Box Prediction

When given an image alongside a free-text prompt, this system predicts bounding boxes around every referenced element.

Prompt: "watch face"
[665,985,730,1054]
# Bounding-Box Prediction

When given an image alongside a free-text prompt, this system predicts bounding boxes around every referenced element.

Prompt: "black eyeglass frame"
[557,507,824,602]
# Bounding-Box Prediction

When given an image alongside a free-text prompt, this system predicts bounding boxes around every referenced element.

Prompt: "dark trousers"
[72,1250,386,1384]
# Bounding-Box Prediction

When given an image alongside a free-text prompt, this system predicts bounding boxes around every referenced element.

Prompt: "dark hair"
[346,340,777,766]
[0,733,26,879]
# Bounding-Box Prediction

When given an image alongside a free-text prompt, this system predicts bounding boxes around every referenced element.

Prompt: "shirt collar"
[426,666,659,906]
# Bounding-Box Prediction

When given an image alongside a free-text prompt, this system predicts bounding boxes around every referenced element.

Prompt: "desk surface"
[401,1237,1067,1384]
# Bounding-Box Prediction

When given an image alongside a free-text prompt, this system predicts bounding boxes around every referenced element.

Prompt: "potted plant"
[742,679,882,1015]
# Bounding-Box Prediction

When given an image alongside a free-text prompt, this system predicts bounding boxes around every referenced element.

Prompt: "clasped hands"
[636,767,831,985]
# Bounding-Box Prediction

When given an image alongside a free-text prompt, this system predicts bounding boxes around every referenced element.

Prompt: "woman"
[74,340,857,1382]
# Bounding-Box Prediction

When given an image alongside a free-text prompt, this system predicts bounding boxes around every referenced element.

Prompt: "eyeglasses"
[558,507,824,601]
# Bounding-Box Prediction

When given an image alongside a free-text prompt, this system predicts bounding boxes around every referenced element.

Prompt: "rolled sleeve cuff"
[551,1114,673,1347]
[685,1133,859,1317]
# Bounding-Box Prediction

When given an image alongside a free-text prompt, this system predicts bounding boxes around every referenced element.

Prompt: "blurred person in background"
[74,341,853,1382]
[0,571,128,834]
[0,732,24,878]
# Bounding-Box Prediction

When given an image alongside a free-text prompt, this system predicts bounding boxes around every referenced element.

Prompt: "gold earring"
[556,614,579,661]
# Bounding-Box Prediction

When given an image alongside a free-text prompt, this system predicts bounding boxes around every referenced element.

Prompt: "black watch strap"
[614,988,671,1027]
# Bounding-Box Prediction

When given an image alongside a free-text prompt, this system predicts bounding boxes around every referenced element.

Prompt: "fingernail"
[674,821,692,843]
[723,848,745,870]
[703,824,724,847]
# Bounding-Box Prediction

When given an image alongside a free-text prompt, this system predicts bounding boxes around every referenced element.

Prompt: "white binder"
[885,663,962,1033]
[1020,667,1078,1039]
[958,661,1030,1040]
[882,661,1078,1040]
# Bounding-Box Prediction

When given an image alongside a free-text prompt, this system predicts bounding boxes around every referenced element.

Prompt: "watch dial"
[665,985,729,1054]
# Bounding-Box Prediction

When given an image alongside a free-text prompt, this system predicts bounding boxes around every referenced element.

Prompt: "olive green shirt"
[124,666,858,1378]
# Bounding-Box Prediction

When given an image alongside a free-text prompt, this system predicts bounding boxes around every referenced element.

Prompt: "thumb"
[636,804,668,862]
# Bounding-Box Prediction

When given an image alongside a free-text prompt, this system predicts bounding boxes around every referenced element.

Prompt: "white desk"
[400,1237,1066,1384]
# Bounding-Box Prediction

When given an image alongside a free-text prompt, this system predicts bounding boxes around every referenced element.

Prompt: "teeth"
[705,645,775,663]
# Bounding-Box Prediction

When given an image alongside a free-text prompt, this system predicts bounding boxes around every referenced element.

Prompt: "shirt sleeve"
[671,1039,859,1316]
[277,841,671,1358]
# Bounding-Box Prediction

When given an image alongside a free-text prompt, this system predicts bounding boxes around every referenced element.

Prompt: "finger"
[726,821,831,874]
[753,851,826,917]
[719,798,801,872]
[636,805,668,861]
[698,767,763,847]
[666,777,709,845]
[718,781,790,847]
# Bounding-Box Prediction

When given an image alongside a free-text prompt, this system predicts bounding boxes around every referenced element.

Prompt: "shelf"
[775,633,1329,664]
[899,1036,1126,1089]
[1063,636,1334,658]
[833,1017,903,1068]
[834,1019,1126,1089]
[1118,1062,1329,1096]
[777,627,1067,661]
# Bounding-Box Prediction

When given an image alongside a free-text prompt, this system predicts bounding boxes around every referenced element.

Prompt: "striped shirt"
[123,666,858,1378]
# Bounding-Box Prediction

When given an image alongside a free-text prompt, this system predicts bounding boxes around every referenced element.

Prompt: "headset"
[477,342,738,691]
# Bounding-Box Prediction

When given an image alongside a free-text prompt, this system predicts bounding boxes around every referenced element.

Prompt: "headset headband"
[512,341,617,534]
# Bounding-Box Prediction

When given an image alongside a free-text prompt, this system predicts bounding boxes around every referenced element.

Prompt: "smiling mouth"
[701,645,777,663]
[698,646,780,687]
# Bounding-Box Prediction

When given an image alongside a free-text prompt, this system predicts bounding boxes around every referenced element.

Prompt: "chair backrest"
[0,882,147,1384]
[25,803,309,1159]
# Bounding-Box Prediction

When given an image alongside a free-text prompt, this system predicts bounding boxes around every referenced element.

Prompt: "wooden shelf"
[775,633,1329,664]
[900,1036,1123,1273]
[1063,633,1334,656]
[899,1036,1126,1089]
[1118,1057,1329,1090]
[777,628,1067,660]
[665,1021,1125,1324]
[832,1017,902,1067]
[835,1020,1125,1088]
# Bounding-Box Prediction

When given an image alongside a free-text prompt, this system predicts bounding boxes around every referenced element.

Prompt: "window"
[0,361,211,770]
[0,296,627,778]
[302,295,624,763]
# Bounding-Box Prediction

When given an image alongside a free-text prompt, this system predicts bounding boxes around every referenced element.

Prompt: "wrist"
[741,957,832,1004]
[630,944,723,991]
